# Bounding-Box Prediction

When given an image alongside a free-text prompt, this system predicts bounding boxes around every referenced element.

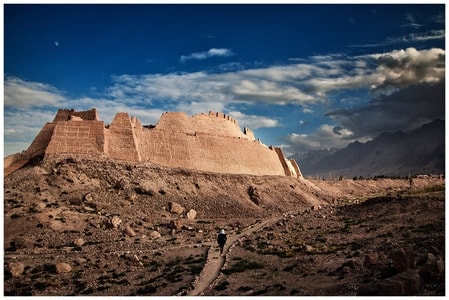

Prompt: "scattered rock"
[358,270,422,296]
[124,226,136,237]
[187,209,197,220]
[168,202,185,214]
[364,253,379,267]
[390,248,409,273]
[55,262,72,274]
[76,257,87,265]
[8,262,25,277]
[419,254,444,283]
[169,219,183,231]
[302,244,314,252]
[73,238,84,247]
[149,231,161,239]
[135,182,154,195]
[109,215,122,228]
[84,192,93,201]
[341,259,361,270]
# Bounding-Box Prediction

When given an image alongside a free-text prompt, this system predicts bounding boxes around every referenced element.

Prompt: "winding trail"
[186,217,279,296]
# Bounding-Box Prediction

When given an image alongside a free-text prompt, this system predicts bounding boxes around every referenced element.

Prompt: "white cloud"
[227,111,279,129]
[4,108,57,156]
[373,47,445,90]
[180,48,234,63]
[349,29,445,48]
[284,124,370,154]
[4,77,67,108]
[106,48,444,111]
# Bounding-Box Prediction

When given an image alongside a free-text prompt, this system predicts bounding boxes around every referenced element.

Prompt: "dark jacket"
[217,233,227,245]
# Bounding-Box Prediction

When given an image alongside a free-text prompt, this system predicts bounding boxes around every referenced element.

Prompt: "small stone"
[8,262,25,277]
[150,231,161,239]
[187,209,197,220]
[169,202,185,214]
[76,258,87,265]
[55,262,71,274]
[302,244,314,252]
[390,249,409,273]
[364,253,379,267]
[110,215,122,228]
[84,193,93,201]
[169,219,183,231]
[73,238,84,247]
[124,226,136,237]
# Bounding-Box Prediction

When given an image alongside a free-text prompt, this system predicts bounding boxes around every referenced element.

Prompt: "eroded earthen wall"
[45,120,105,156]
[156,112,253,140]
[137,128,286,176]
[273,147,296,177]
[53,108,98,122]
[25,123,56,157]
[29,108,300,177]
[289,159,302,178]
[105,113,140,161]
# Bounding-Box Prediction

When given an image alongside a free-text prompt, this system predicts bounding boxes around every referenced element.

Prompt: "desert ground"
[3,157,445,296]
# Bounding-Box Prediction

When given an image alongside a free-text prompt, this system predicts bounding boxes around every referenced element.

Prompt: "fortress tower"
[14,108,302,178]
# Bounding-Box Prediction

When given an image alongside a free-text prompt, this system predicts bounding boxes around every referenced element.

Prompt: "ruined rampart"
[21,108,301,177]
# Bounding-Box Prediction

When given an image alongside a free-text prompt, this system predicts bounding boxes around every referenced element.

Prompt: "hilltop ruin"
[10,108,301,177]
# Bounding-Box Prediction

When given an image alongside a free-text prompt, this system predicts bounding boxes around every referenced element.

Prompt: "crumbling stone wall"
[289,159,302,178]
[25,123,56,157]
[155,111,251,140]
[45,120,105,156]
[105,113,140,161]
[53,108,98,122]
[23,108,302,177]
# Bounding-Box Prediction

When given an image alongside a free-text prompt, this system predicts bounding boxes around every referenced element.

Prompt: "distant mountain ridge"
[290,119,445,178]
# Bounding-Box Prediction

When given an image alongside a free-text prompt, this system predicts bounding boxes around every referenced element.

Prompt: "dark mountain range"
[291,119,445,179]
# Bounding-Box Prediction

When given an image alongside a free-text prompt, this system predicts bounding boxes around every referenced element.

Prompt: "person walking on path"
[217,229,227,255]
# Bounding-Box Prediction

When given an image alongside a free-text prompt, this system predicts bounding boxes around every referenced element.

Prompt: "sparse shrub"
[188,265,202,275]
[274,283,287,290]
[349,241,363,251]
[290,288,299,295]
[10,213,21,219]
[415,223,437,233]
[137,284,157,295]
[222,259,264,275]
[377,230,393,238]
[215,280,229,291]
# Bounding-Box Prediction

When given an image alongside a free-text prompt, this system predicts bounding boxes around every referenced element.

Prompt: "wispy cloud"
[349,29,445,48]
[227,111,279,130]
[401,12,425,29]
[4,77,67,108]
[284,124,370,154]
[180,48,234,63]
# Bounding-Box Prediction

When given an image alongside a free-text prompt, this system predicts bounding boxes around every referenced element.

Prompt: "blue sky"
[3,3,446,157]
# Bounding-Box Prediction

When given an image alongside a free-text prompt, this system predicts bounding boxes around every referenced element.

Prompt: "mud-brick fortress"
[20,108,302,177]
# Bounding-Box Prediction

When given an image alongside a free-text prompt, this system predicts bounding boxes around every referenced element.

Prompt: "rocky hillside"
[3,157,445,296]
[292,119,445,178]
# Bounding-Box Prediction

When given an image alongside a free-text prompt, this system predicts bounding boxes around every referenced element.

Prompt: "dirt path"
[186,217,280,296]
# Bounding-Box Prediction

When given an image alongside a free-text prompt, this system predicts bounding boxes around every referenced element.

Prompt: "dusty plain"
[3,158,445,296]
